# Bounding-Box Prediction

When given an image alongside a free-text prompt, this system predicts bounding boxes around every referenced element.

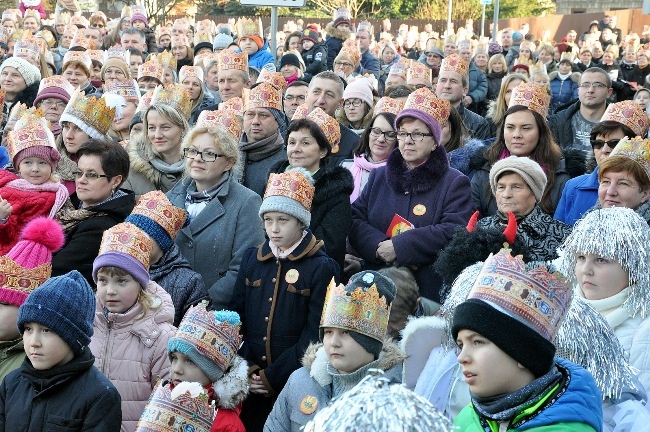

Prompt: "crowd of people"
[0,2,649,431]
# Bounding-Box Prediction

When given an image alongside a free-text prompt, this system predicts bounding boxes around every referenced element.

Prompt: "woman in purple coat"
[349,88,473,303]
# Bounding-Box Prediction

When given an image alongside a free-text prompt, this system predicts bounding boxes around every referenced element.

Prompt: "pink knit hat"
[0,218,65,307]
[343,77,374,108]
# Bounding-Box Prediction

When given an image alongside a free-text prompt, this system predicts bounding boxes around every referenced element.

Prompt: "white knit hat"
[343,77,374,108]
[0,57,41,87]
[489,156,547,202]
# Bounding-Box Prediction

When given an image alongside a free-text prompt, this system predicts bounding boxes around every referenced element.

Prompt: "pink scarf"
[285,71,299,85]
[349,154,387,202]
[6,178,70,217]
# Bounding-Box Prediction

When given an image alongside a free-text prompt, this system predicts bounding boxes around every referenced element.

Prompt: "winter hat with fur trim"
[0,57,40,87]
[343,78,374,108]
[489,156,547,203]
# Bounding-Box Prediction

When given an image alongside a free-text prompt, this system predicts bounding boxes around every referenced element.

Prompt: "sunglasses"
[590,139,620,150]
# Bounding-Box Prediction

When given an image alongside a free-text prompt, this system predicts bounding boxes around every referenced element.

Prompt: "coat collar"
[386,146,450,194]
[256,231,324,262]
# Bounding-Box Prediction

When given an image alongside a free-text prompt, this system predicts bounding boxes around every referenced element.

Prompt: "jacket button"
[262,356,267,361]
[188,241,193,248]
[271,278,276,283]
[264,316,269,322]
[263,336,267,341]
[268,297,272,303]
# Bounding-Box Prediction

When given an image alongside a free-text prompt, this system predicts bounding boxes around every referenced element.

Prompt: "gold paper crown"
[218,49,248,72]
[373,97,405,116]
[529,61,548,77]
[7,102,27,127]
[7,108,56,161]
[172,18,190,31]
[61,90,117,137]
[292,107,341,152]
[218,96,245,116]
[55,11,71,24]
[468,248,572,341]
[179,65,204,83]
[157,26,171,38]
[338,45,361,67]
[137,61,164,82]
[23,9,40,22]
[104,79,141,104]
[509,82,551,117]
[0,256,51,302]
[37,75,75,99]
[440,53,469,77]
[475,42,488,55]
[98,222,153,271]
[150,85,193,119]
[610,136,650,183]
[63,24,78,37]
[320,278,391,342]
[196,110,242,140]
[404,88,450,127]
[70,16,88,27]
[601,100,650,137]
[105,45,130,65]
[36,29,56,48]
[407,62,432,84]
[388,58,410,79]
[236,17,262,38]
[194,31,212,45]
[130,191,188,241]
[136,381,213,432]
[291,103,310,122]
[263,170,315,211]
[256,69,287,92]
[63,50,92,73]
[147,50,176,71]
[245,82,282,112]
[171,34,189,48]
[136,88,155,114]
[14,35,40,63]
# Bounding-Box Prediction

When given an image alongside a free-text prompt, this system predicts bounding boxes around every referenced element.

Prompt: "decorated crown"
[105,44,130,66]
[468,248,572,341]
[404,88,451,126]
[7,108,56,160]
[320,277,392,342]
[256,69,287,92]
[171,34,189,48]
[98,222,153,271]
[194,31,212,45]
[339,45,360,67]
[179,65,204,83]
[36,29,55,48]
[23,9,40,21]
[136,88,155,114]
[2,11,16,22]
[6,102,27,127]
[0,88,5,109]
[14,35,40,63]
[218,96,245,116]
[136,381,213,432]
[388,57,410,79]
[610,136,650,182]
[104,79,141,104]
[406,62,432,84]
[38,75,75,99]
[196,110,242,140]
[137,61,164,82]
[150,84,193,119]
[244,82,282,112]
[509,82,551,117]
[601,100,650,137]
[130,4,146,17]
[264,170,315,211]
[172,18,190,31]
[63,24,78,37]
[529,61,548,77]
[291,103,310,121]
[333,7,350,20]
[440,53,469,77]
[69,32,94,50]
[129,190,188,242]
[87,49,104,64]
[293,107,341,152]
[373,97,405,116]
[147,50,176,70]
[236,17,262,38]
[218,49,248,72]
[60,90,117,137]
[55,11,71,24]
[157,26,171,38]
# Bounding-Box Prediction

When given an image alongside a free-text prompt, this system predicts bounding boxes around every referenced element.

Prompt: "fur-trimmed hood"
[325,23,352,42]
[312,165,354,205]
[549,70,581,84]
[386,146,450,194]
[127,133,160,184]
[301,339,405,387]
[213,355,250,410]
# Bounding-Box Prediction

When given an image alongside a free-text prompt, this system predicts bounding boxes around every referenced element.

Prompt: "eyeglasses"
[590,139,620,149]
[40,99,67,109]
[334,61,354,68]
[396,131,434,141]
[369,127,397,141]
[344,99,364,108]
[91,24,105,28]
[183,148,224,162]
[73,171,110,180]
[283,95,306,102]
[579,82,609,89]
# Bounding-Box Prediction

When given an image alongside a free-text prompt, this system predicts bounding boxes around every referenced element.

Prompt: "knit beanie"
[131,13,148,26]
[333,17,351,28]
[168,304,243,382]
[0,57,41,87]
[259,168,315,227]
[34,75,75,107]
[489,156,547,203]
[488,42,502,56]
[301,29,319,44]
[242,35,264,50]
[129,111,143,132]
[17,270,96,355]
[320,271,396,359]
[213,33,234,50]
[100,58,131,81]
[14,146,61,171]
[0,218,65,307]
[125,191,188,253]
[343,78,374,109]
[279,53,301,70]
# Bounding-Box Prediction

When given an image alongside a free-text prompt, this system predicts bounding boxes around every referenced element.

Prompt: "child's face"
[263,212,304,251]
[170,352,211,386]
[302,40,314,51]
[239,37,259,55]
[96,270,142,313]
[323,328,374,374]
[0,303,19,341]
[456,329,534,397]
[132,20,146,30]
[23,322,74,370]
[574,253,629,300]
[18,157,52,185]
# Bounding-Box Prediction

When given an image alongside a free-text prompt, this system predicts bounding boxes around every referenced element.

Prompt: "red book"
[386,214,415,238]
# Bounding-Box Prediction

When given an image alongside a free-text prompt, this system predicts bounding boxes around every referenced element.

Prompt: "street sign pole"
[270,6,278,62]
[481,4,486,38]
[492,0,500,42]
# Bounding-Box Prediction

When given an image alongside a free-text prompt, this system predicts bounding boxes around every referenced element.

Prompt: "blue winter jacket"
[0,146,8,169]
[246,40,275,71]
[549,71,580,114]
[554,169,599,226]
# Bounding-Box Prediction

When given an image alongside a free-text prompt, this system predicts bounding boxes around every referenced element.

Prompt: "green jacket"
[454,405,596,432]
[0,338,24,382]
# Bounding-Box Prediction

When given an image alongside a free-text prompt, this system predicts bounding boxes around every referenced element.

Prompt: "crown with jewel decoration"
[63,50,92,74]
[196,110,242,140]
[236,17,262,38]
[14,34,40,64]
[440,53,469,78]
[601,100,650,137]
[23,9,40,22]
[179,66,204,83]
[135,88,155,114]
[150,84,192,119]
[105,44,131,66]
[69,32,94,50]
[218,49,248,72]
[373,97,405,116]
[244,82,282,112]
[7,108,56,162]
[60,90,117,138]
[406,62,432,84]
[609,136,650,183]
[256,69,286,92]
[218,96,245,116]
[137,61,164,83]
[403,87,450,126]
[104,79,141,104]
[147,50,176,71]
[509,82,551,117]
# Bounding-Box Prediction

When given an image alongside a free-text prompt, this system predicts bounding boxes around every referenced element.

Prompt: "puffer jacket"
[467,61,488,112]
[0,339,23,382]
[549,71,580,113]
[247,40,275,71]
[89,281,176,432]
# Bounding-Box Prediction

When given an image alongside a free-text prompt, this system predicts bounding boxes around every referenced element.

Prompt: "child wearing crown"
[0,110,68,255]
[265,270,404,432]
[229,169,339,432]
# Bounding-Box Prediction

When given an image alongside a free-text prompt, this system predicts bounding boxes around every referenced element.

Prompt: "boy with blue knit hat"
[0,270,122,431]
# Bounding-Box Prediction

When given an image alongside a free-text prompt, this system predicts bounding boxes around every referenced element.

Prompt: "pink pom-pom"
[20,217,65,252]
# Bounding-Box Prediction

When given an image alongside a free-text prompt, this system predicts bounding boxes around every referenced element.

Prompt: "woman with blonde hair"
[485,73,528,136]
[482,53,507,116]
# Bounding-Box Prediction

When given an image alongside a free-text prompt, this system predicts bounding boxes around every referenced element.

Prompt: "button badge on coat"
[300,395,318,414]
[413,204,426,216]
[285,269,299,284]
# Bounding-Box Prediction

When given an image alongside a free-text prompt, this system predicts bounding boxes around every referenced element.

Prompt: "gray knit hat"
[259,168,315,227]
[0,57,41,87]
[489,156,548,202]
[213,33,234,50]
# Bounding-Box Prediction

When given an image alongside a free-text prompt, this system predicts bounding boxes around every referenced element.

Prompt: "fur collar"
[127,134,161,184]
[548,71,581,83]
[386,147,450,194]
[302,340,405,387]
[312,165,354,205]
[325,23,352,41]
[213,355,250,410]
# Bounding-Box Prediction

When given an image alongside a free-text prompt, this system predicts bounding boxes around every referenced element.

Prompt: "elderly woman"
[336,77,376,135]
[33,75,74,138]
[350,88,473,302]
[52,140,134,286]
[476,156,571,261]
[167,124,264,310]
[555,100,648,225]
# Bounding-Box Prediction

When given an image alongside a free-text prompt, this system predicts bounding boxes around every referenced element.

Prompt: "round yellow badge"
[413,204,426,216]
[285,269,300,284]
[300,395,318,415]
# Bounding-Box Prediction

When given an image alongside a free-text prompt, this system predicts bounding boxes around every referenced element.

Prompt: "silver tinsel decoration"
[303,371,457,432]
[557,207,650,319]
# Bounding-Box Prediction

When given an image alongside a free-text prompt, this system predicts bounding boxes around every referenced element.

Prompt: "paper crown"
[14,35,40,63]
[171,34,189,48]
[23,9,40,21]
[601,100,650,137]
[218,96,245,116]
[468,248,572,341]
[136,88,155,114]
[36,29,56,48]
[2,11,16,22]
[150,85,193,119]
[147,50,177,71]
[128,190,188,244]
[87,49,104,64]
[172,18,190,31]
[104,79,141,104]
[157,26,171,38]
[55,11,71,24]
[70,32,94,50]
[194,31,212,46]
[440,53,469,78]
[7,102,27,127]
[218,49,248,72]
[98,222,153,271]
[529,61,548,77]
[293,107,341,152]
[320,277,392,342]
[179,65,204,83]
[105,44,130,66]
[245,82,282,112]
[263,170,315,211]
[256,69,286,92]
[130,4,146,17]
[406,62,432,84]
[137,61,164,83]
[403,88,451,127]
[0,88,5,108]
[37,75,75,99]
[63,24,78,37]
[388,57,410,79]
[196,110,242,140]
[7,108,56,161]
[136,381,213,432]
[333,7,350,20]
[373,97,405,116]
[236,17,262,38]
[63,50,92,73]
[60,90,117,137]
[610,136,650,182]
[508,82,551,117]
[338,45,360,67]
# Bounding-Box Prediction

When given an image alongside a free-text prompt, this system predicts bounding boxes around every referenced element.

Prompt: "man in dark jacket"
[356,25,380,79]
